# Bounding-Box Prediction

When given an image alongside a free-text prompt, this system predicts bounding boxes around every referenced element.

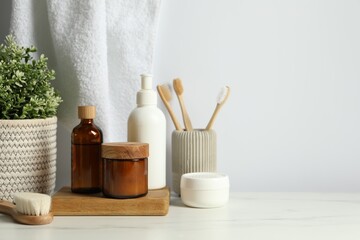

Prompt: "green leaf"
[0,34,62,119]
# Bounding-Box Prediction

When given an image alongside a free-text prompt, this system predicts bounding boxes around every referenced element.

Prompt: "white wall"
[153,0,360,191]
[1,0,359,191]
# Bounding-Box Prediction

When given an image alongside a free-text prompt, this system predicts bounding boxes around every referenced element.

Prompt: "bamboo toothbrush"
[205,86,231,130]
[173,78,193,131]
[0,192,53,225]
[157,84,183,131]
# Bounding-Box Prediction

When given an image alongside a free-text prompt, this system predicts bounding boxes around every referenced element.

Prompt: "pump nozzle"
[137,74,157,105]
[141,74,153,90]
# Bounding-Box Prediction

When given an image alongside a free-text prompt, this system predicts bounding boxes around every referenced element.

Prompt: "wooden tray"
[52,187,170,216]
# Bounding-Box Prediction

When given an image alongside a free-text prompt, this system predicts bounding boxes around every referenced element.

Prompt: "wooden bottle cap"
[101,142,149,159]
[78,106,96,119]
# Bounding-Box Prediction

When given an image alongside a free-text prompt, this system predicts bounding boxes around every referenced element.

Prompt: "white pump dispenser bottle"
[127,74,166,190]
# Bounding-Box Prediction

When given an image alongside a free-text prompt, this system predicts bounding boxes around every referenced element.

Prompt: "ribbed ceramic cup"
[172,129,216,195]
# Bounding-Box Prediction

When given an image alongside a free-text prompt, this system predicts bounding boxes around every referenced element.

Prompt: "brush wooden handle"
[0,199,15,216]
[177,94,193,131]
[0,200,53,225]
[205,104,222,130]
[157,86,183,131]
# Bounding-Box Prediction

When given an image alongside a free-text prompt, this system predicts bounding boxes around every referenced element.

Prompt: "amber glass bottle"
[71,106,103,193]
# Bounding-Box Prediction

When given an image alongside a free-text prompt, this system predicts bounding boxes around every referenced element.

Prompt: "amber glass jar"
[102,142,148,198]
[71,106,103,193]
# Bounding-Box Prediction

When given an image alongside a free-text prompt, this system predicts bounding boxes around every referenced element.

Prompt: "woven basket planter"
[0,117,57,201]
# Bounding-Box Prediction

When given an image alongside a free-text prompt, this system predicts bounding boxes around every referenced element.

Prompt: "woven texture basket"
[0,117,57,201]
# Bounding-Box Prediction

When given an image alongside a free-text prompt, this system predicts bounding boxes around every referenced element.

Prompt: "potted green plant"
[0,35,62,201]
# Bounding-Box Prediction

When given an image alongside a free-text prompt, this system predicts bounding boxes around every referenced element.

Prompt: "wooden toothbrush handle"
[157,86,183,131]
[178,95,193,131]
[206,104,221,130]
[164,100,183,131]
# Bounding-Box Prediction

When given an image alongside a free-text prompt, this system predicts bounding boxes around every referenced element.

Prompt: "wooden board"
[52,187,170,216]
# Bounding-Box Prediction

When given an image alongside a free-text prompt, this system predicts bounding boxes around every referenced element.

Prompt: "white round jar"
[180,172,229,208]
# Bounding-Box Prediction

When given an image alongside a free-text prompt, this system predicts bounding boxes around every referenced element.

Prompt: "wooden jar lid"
[101,142,149,159]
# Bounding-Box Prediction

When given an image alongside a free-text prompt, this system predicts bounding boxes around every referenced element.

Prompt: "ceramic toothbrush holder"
[172,129,217,195]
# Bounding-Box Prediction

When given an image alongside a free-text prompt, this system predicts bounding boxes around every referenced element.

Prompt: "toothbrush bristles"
[217,86,230,104]
[173,78,184,95]
[161,84,172,101]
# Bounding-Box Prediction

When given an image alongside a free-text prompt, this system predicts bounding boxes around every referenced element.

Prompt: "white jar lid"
[181,172,229,190]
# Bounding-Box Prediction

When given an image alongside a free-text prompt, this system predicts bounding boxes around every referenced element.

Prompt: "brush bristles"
[217,86,230,104]
[173,78,183,95]
[160,84,172,101]
[14,192,51,216]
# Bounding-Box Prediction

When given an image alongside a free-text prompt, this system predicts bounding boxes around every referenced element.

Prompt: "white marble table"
[1,193,360,240]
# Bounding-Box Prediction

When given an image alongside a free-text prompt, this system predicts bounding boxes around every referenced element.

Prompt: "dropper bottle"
[127,74,166,190]
[71,106,103,193]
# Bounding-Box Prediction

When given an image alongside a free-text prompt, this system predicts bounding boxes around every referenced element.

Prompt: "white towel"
[10,0,162,142]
